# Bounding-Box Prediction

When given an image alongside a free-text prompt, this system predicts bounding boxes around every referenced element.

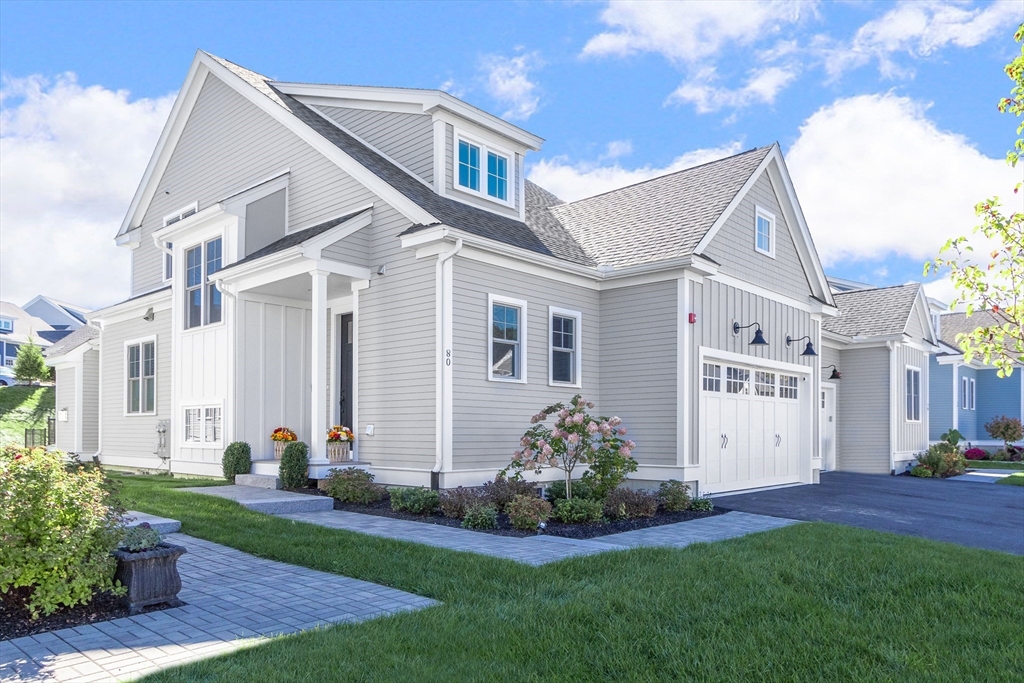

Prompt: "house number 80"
[445,350,451,366]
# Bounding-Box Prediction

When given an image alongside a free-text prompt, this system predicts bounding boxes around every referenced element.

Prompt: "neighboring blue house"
[928,308,1022,445]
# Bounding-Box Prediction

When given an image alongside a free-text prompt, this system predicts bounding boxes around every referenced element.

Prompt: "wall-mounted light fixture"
[142,307,155,322]
[786,335,817,356]
[823,364,842,380]
[376,265,387,276]
[733,321,768,346]
[58,409,69,422]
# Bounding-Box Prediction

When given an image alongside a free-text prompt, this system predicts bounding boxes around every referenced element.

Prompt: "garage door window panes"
[779,375,798,400]
[726,367,749,394]
[754,371,775,397]
[703,363,721,392]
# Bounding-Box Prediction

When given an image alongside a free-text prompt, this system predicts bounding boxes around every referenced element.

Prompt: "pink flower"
[520,436,532,447]
[600,423,613,437]
[586,421,599,434]
[609,416,622,427]
[619,446,632,457]
[523,448,533,458]
[590,443,598,452]
[542,445,554,457]
[567,433,580,444]
[557,408,570,419]
[617,427,628,436]
[586,401,595,408]
[548,456,558,466]
[626,440,636,450]
[513,450,522,460]
[574,413,585,425]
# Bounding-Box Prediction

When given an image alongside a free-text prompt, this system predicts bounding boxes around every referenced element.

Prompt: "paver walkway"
[950,470,1014,484]
[278,510,797,565]
[1,534,436,683]
[177,485,333,514]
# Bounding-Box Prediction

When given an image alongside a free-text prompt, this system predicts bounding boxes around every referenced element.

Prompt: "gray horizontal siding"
[321,229,370,267]
[315,106,434,184]
[836,346,890,473]
[702,172,812,301]
[451,258,601,471]
[82,348,99,453]
[54,367,77,452]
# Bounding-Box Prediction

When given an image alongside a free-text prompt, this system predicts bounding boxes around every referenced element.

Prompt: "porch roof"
[220,208,368,273]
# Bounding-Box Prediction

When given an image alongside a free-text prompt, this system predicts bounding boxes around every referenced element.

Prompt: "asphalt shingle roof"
[44,324,99,359]
[221,209,369,272]
[822,284,922,338]
[937,310,1004,349]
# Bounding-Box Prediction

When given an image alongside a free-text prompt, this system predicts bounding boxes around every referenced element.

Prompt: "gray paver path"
[950,470,1014,484]
[1,534,436,683]
[279,509,798,565]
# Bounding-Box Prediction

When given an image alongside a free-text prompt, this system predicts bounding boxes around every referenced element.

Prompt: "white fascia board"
[89,289,172,326]
[115,227,142,249]
[909,287,940,346]
[298,206,374,258]
[46,341,91,367]
[400,225,449,249]
[152,204,228,243]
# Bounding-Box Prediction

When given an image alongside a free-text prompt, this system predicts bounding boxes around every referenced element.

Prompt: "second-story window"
[458,140,480,192]
[184,237,223,330]
[457,133,511,204]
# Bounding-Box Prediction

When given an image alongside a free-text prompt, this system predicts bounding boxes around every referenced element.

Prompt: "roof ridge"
[832,282,921,297]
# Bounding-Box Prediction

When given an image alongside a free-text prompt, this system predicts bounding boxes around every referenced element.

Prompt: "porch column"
[310,269,329,464]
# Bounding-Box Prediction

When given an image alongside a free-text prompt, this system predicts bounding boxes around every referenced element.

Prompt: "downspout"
[154,235,173,260]
[432,237,463,488]
[89,321,104,464]
[887,341,897,474]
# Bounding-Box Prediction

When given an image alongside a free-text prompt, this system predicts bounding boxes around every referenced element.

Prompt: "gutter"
[433,237,463,487]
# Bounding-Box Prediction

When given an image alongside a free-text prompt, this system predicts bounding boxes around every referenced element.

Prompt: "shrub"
[506,494,552,530]
[910,465,934,478]
[279,441,309,489]
[964,448,987,461]
[461,504,498,530]
[916,443,967,478]
[439,487,488,519]
[582,445,639,501]
[989,449,1007,461]
[120,523,161,552]
[553,497,604,524]
[658,480,692,512]
[388,487,440,515]
[604,487,658,520]
[0,447,124,619]
[221,441,252,481]
[323,468,383,504]
[985,415,1023,447]
[1007,445,1024,462]
[545,478,597,503]
[482,475,537,512]
[13,340,49,384]
[690,494,714,512]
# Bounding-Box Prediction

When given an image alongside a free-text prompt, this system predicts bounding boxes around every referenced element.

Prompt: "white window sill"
[124,411,157,417]
[549,381,582,389]
[489,376,527,384]
[451,184,515,210]
[755,247,775,259]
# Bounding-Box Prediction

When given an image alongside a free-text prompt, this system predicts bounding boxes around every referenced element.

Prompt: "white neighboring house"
[71,51,849,493]
[44,325,101,454]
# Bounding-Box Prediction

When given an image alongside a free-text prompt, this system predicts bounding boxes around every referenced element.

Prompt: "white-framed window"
[184,236,223,330]
[549,307,581,387]
[969,378,976,410]
[961,376,969,410]
[906,366,921,422]
[779,374,799,400]
[702,363,721,392]
[455,131,513,205]
[4,359,13,367]
[726,367,750,394]
[125,338,156,415]
[755,207,775,258]
[0,317,12,332]
[162,202,198,228]
[754,371,776,397]
[163,242,173,282]
[184,405,222,446]
[488,294,527,382]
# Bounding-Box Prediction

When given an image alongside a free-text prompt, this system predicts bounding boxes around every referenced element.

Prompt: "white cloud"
[786,93,1017,271]
[825,0,1021,78]
[438,78,466,99]
[670,65,798,113]
[528,141,742,202]
[0,74,174,310]
[601,139,633,160]
[582,0,812,64]
[479,51,542,120]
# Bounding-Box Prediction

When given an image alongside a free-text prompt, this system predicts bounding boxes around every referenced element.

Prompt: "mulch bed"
[290,487,725,539]
[1,591,180,642]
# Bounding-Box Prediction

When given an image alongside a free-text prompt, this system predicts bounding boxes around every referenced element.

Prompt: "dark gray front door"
[339,313,353,429]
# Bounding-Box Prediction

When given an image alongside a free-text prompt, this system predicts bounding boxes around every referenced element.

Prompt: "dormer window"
[755,206,775,258]
[456,132,512,205]
[0,318,12,333]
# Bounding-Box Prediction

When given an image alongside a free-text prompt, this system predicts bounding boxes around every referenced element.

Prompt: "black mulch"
[288,487,725,539]
[1,591,180,642]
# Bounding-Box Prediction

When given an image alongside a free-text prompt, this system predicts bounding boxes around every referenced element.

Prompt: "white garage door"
[699,360,803,493]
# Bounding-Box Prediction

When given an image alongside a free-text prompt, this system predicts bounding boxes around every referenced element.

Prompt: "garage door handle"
[775,434,781,447]
[721,434,728,449]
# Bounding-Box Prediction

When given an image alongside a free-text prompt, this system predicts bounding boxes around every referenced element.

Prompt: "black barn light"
[733,321,768,346]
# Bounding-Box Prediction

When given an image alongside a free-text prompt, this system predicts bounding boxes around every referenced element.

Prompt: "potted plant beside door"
[327,425,355,463]
[271,427,297,459]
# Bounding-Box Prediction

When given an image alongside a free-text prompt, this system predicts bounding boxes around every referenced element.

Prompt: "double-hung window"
[755,207,775,257]
[489,295,526,382]
[126,340,156,414]
[184,405,221,446]
[456,133,511,204]
[184,237,223,329]
[549,307,581,386]
[962,376,976,410]
[906,367,921,422]
[970,378,976,410]
[163,242,173,282]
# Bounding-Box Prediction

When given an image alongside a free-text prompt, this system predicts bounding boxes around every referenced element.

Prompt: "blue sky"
[1,0,1022,309]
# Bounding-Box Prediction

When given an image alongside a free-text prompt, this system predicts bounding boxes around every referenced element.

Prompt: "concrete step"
[178,485,335,514]
[235,473,282,489]
[251,459,280,476]
[125,511,181,534]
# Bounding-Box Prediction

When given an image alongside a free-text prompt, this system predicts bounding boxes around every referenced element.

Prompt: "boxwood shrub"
[279,442,309,489]
[221,441,252,481]
[461,504,498,530]
[388,487,440,515]
[658,479,692,512]
[322,467,383,503]
[553,497,604,524]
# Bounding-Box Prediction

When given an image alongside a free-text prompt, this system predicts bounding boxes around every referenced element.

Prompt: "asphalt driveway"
[716,471,1024,555]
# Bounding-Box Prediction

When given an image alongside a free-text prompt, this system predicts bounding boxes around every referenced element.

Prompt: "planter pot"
[274,441,286,459]
[112,542,187,615]
[327,441,352,463]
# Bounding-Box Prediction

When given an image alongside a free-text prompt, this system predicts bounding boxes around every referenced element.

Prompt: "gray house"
[77,51,841,494]
[44,325,101,455]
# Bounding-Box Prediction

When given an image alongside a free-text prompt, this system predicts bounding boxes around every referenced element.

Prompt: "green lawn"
[967,460,1024,470]
[111,476,1024,683]
[995,472,1024,486]
[0,385,53,447]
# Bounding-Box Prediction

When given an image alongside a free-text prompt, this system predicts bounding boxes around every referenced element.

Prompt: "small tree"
[506,395,634,500]
[13,340,49,385]
[984,415,1023,451]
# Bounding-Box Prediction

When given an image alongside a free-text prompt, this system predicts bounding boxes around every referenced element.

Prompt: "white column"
[310,269,329,464]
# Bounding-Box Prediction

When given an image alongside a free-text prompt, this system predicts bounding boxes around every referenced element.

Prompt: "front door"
[339,313,353,429]
[820,384,837,471]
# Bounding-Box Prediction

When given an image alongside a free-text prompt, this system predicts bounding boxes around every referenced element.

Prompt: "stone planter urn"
[274,441,286,459]
[327,441,351,463]
[113,543,187,615]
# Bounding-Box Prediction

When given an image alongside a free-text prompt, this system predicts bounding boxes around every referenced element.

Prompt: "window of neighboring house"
[184,237,223,329]
[163,242,173,282]
[549,307,581,386]
[961,376,969,410]
[906,367,921,422]
[489,295,526,382]
[0,318,12,332]
[126,340,156,414]
[755,207,775,257]
[456,134,511,203]
[969,378,976,411]
[184,405,221,445]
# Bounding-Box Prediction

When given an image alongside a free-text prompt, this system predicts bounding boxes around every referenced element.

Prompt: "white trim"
[961,375,969,410]
[433,119,447,195]
[181,402,224,449]
[952,363,959,431]
[754,206,776,258]
[162,201,199,228]
[74,361,84,452]
[452,127,515,208]
[310,269,329,464]
[487,293,527,384]
[123,336,157,417]
[906,365,922,423]
[678,276,692,466]
[698,345,812,376]
[970,377,976,411]
[547,306,582,388]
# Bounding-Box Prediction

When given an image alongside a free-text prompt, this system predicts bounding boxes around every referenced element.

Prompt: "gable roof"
[823,284,923,338]
[44,324,99,359]
[937,310,1006,349]
[221,208,368,271]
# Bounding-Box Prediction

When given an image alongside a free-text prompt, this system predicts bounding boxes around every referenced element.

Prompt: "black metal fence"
[24,428,47,448]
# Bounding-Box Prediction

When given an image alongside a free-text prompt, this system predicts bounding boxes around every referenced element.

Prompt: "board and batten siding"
[82,348,100,453]
[176,310,231,467]
[892,343,929,457]
[835,346,890,473]
[54,367,77,452]
[701,173,812,301]
[132,74,378,295]
[443,123,521,217]
[688,278,818,464]
[600,282,677,466]
[928,357,954,441]
[314,106,434,185]
[450,258,600,472]
[99,306,172,467]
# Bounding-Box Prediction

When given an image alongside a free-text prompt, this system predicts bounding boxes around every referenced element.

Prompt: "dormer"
[274,83,543,221]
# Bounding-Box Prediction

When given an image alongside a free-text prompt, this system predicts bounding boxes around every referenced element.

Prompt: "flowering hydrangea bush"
[506,394,635,500]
